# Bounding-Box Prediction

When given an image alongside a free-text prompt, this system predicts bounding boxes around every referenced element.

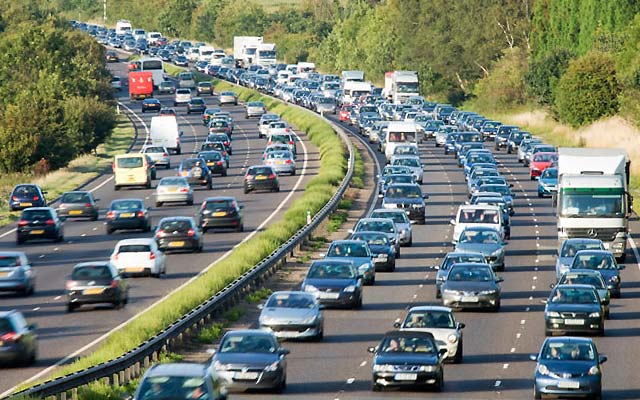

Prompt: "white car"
[174,88,192,106]
[258,114,280,138]
[266,121,290,137]
[141,145,171,169]
[111,76,123,91]
[110,238,166,278]
[389,155,423,184]
[450,204,504,244]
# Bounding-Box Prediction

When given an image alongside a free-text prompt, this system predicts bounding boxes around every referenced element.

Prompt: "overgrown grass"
[0,115,134,228]
[352,147,364,189]
[247,288,273,304]
[16,80,348,395]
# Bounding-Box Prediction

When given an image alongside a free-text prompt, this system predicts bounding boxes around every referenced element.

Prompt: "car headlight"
[480,289,497,295]
[589,312,600,318]
[588,366,601,376]
[373,364,393,372]
[447,334,458,344]
[358,263,370,272]
[264,361,280,372]
[213,360,230,371]
[612,242,624,249]
[491,249,504,257]
[609,276,620,283]
[411,204,424,209]
[304,285,319,293]
[343,285,357,293]
[418,365,437,372]
[443,289,459,295]
[545,311,560,318]
[537,364,550,375]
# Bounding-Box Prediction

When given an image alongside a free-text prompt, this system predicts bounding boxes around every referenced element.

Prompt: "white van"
[133,29,146,41]
[115,20,132,35]
[147,32,162,45]
[450,204,504,243]
[187,47,200,62]
[150,116,183,155]
[384,121,419,161]
[198,46,215,62]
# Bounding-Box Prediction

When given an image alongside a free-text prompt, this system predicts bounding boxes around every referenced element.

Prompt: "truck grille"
[565,228,622,242]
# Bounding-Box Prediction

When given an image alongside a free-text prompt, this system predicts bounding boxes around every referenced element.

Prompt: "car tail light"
[200,202,207,210]
[187,228,195,237]
[110,280,119,289]
[33,196,40,201]
[268,141,273,146]
[106,211,115,220]
[222,151,227,157]
[224,141,230,146]
[286,159,292,164]
[155,231,165,238]
[149,252,156,260]
[285,128,290,132]
[85,203,91,207]
[45,219,55,226]
[179,188,189,193]
[18,220,28,227]
[245,175,253,180]
[65,281,76,290]
[268,173,276,179]
[1,332,22,342]
[288,140,294,145]
[163,153,169,157]
[11,196,18,201]
[217,161,223,165]
[136,211,145,218]
[112,162,116,172]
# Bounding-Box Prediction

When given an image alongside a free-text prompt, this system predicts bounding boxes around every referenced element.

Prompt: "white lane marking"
[92,227,97,231]
[32,307,40,311]
[526,307,531,312]
[532,276,537,280]
[503,363,509,369]
[494,380,502,387]
[521,320,526,325]
[6,107,311,395]
[54,296,61,300]
[516,333,522,339]
[628,235,640,270]
[81,233,87,237]
[510,348,516,353]
[532,285,536,290]
[118,101,150,146]
[39,255,45,259]
[346,378,355,384]
[360,361,367,367]
[53,248,59,252]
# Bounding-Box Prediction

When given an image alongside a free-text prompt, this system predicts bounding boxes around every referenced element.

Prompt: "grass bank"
[18,81,348,395]
[0,115,134,228]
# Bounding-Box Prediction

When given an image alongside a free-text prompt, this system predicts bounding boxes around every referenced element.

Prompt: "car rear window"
[111,200,142,211]
[205,200,233,210]
[159,177,187,186]
[21,209,52,220]
[61,192,90,203]
[160,220,191,232]
[0,318,15,334]
[248,167,272,176]
[71,265,112,280]
[271,134,291,143]
[199,152,221,161]
[118,245,151,253]
[144,147,165,153]
[117,157,143,168]
[13,186,38,195]
[0,256,20,268]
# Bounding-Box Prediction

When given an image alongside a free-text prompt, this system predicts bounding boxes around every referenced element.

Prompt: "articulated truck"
[556,148,631,261]
[383,71,420,103]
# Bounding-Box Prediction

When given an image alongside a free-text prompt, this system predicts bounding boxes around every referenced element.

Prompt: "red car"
[529,152,557,180]
[339,105,354,122]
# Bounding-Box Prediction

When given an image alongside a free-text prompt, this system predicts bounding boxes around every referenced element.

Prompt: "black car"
[301,259,363,308]
[56,191,99,220]
[368,331,446,392]
[141,98,162,113]
[9,184,47,211]
[197,151,227,176]
[158,81,176,95]
[0,310,37,365]
[105,50,119,62]
[173,55,188,67]
[244,165,279,194]
[440,262,503,311]
[199,197,243,232]
[65,262,128,312]
[494,125,519,150]
[16,207,64,244]
[349,231,396,272]
[200,142,230,167]
[196,81,213,96]
[187,97,207,114]
[544,284,604,336]
[154,217,203,253]
[105,198,151,234]
[381,183,428,224]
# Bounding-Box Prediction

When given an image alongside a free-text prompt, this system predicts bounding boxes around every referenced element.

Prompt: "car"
[9,184,47,211]
[524,144,556,166]
[531,337,606,399]
[451,204,503,244]
[339,105,353,122]
[494,125,519,150]
[557,270,610,318]
[0,252,36,296]
[454,227,506,271]
[537,167,558,198]
[219,91,238,105]
[105,50,119,62]
[570,250,625,298]
[389,156,423,184]
[440,262,503,311]
[395,306,465,363]
[378,173,415,195]
[213,111,235,133]
[207,119,232,136]
[263,144,292,161]
[245,101,266,118]
[209,329,288,392]
[368,331,446,392]
[197,151,227,176]
[258,291,324,340]
[201,142,230,167]
[258,114,280,138]
[380,183,428,225]
[56,191,99,221]
[323,240,375,285]
[352,218,401,257]
[196,81,213,96]
[518,137,543,163]
[264,150,296,175]
[544,284,604,336]
[266,120,290,137]
[110,238,166,278]
[244,165,280,193]
[158,107,177,116]
[174,88,192,106]
[65,262,128,312]
[202,107,222,126]
[555,238,605,280]
[301,259,363,308]
[370,208,414,246]
[187,97,207,114]
[349,231,396,272]
[141,145,171,169]
[470,196,512,239]
[0,310,37,365]
[267,132,296,157]
[106,199,151,234]
[506,130,531,153]
[530,152,558,180]
[158,81,176,95]
[111,76,122,91]
[433,252,486,298]
[155,177,194,207]
[198,197,243,232]
[173,55,188,67]
[154,216,203,253]
[467,168,500,194]
[134,363,227,400]
[16,207,64,244]
[178,158,213,189]
[141,98,161,113]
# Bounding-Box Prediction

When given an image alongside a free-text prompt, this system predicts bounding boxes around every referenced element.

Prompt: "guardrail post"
[152,351,158,363]
[113,372,119,386]
[135,361,141,378]
[119,370,125,384]
[125,366,131,383]
[144,355,150,369]
[60,392,67,400]
[71,387,78,400]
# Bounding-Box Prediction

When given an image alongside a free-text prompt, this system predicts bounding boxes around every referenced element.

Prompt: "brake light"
[11,196,18,201]
[217,161,223,165]
[163,153,169,157]
[155,231,165,238]
[85,203,91,207]
[1,332,22,342]
[187,228,195,237]
[45,219,55,226]
[149,252,156,260]
[33,196,40,201]
[222,151,227,157]
[110,280,118,289]
[245,175,253,180]
[18,220,28,227]
[112,162,116,171]
[200,202,206,210]
[286,159,292,164]
[136,211,145,218]
[106,211,115,220]
[268,173,276,179]
[224,141,230,146]
[288,141,294,145]
[179,188,189,193]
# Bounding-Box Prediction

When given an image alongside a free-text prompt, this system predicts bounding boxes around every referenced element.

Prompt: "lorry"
[341,70,365,86]
[115,20,132,35]
[233,36,263,68]
[198,46,215,62]
[384,71,420,103]
[556,148,631,261]
[342,81,372,104]
[256,43,277,67]
[150,115,183,155]
[128,71,153,100]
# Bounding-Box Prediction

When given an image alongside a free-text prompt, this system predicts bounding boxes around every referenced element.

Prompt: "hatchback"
[198,197,243,232]
[9,184,47,211]
[56,191,99,221]
[141,98,161,113]
[65,262,128,312]
[155,177,194,207]
[264,150,296,175]
[154,217,203,253]
[245,101,266,118]
[174,88,192,106]
[244,165,280,193]
[106,199,151,234]
[134,363,227,400]
[219,91,238,105]
[141,145,171,169]
[0,252,36,296]
[177,158,213,189]
[197,151,227,176]
[110,238,166,278]
[202,107,222,126]
[187,97,206,114]
[16,207,64,244]
[158,81,176,95]
[196,81,213,96]
[301,260,363,308]
[258,291,324,340]
[0,310,37,365]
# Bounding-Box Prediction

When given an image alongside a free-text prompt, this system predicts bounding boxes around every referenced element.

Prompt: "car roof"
[449,262,493,269]
[223,329,275,337]
[383,330,436,340]
[111,198,144,203]
[407,305,453,313]
[310,259,354,267]
[330,239,366,245]
[158,216,194,222]
[561,269,602,276]
[73,261,110,268]
[458,204,500,211]
[0,251,26,257]
[116,238,154,245]
[146,363,207,377]
[555,284,596,290]
[573,249,611,255]
[358,218,395,223]
[563,238,603,245]
[545,336,594,344]
[204,196,236,202]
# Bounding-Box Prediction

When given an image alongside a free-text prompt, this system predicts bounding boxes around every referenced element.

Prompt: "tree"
[525,48,573,105]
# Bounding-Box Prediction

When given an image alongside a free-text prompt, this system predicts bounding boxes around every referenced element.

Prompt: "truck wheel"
[175,148,181,155]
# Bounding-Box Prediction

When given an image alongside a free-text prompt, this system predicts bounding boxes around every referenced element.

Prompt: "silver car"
[264,150,296,175]
[245,101,266,118]
[213,111,234,132]
[316,97,336,114]
[0,252,36,295]
[258,114,280,138]
[258,291,324,340]
[390,155,423,184]
[154,177,194,207]
[174,88,192,106]
[141,145,171,169]
[370,208,413,246]
[219,91,238,105]
[177,71,196,89]
[396,305,465,363]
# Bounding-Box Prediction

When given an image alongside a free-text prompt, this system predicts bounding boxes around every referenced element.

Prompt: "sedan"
[570,250,625,297]
[158,81,176,95]
[378,174,415,195]
[555,238,605,280]
[368,331,446,392]
[141,145,171,169]
[197,151,227,176]
[352,218,400,257]
[380,183,428,225]
[245,101,266,118]
[173,55,188,67]
[390,156,423,184]
[454,227,506,271]
[557,270,610,318]
[196,81,213,96]
[9,184,47,211]
[56,191,99,221]
[544,284,604,336]
[155,177,194,207]
[0,310,37,365]
[141,98,161,113]
[395,306,465,363]
[531,337,606,399]
[349,231,396,272]
[154,217,203,253]
[106,198,151,234]
[199,197,243,232]
[324,240,375,285]
[258,291,324,340]
[440,262,503,311]
[209,330,289,392]
[0,252,36,296]
[110,238,166,278]
[264,150,296,175]
[537,167,558,198]
[201,142,230,167]
[174,88,191,106]
[370,208,413,246]
[187,97,207,114]
[530,152,557,180]
[244,165,280,193]
[16,207,64,244]
[301,259,363,308]
[65,262,128,312]
[433,252,486,298]
[219,91,238,105]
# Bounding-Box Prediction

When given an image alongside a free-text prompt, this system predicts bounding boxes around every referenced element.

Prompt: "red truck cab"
[129,71,153,100]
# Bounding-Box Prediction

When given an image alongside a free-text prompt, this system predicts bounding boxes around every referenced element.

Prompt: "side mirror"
[549,283,555,289]
[318,253,326,258]
[456,322,465,329]
[239,205,244,209]
[278,348,290,356]
[375,174,380,179]
[367,346,377,354]
[433,265,440,270]
[618,265,626,270]
[94,198,100,202]
[42,191,48,195]
[393,322,401,329]
[257,304,264,310]
[206,348,217,355]
[529,354,538,361]
[318,304,326,310]
[495,277,504,283]
[599,355,607,364]
[409,220,416,225]
[438,348,448,358]
[348,229,354,234]
[423,194,429,199]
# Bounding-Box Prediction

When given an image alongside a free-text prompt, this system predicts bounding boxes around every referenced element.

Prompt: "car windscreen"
[204,199,233,210]
[248,167,273,176]
[0,256,20,268]
[356,220,395,233]
[327,243,368,258]
[385,185,422,199]
[572,253,617,270]
[371,211,408,224]
[559,274,605,289]
[159,220,191,232]
[404,311,455,329]
[459,229,501,244]
[351,233,388,245]
[541,342,595,361]
[219,334,277,354]
[308,263,356,279]
[137,377,209,400]
[443,254,485,269]
[458,209,499,224]
[447,266,493,282]
[117,157,143,168]
[550,287,599,304]
[379,336,436,354]
[392,158,420,168]
[266,293,315,309]
[21,209,52,221]
[111,200,142,211]
[560,242,602,257]
[118,244,151,253]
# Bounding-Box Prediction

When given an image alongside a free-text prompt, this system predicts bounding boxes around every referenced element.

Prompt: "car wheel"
[453,340,463,364]
[92,214,99,221]
[166,163,171,170]
[538,192,543,198]
[436,288,441,299]
[66,303,77,313]
[187,199,194,206]
[114,185,120,191]
[197,245,203,253]
[434,373,444,392]
[355,295,363,309]
[533,386,542,400]
[275,375,287,393]
[151,272,161,278]
[244,187,250,194]
[492,301,501,312]
[222,170,227,177]
[176,148,181,155]
[16,237,24,245]
[207,181,213,190]
[237,224,244,232]
[598,328,605,337]
[545,329,552,336]
[146,180,151,189]
[372,383,382,392]
[144,223,151,233]
[291,169,296,176]
[507,148,512,154]
[407,237,413,246]
[56,233,64,243]
[155,202,162,207]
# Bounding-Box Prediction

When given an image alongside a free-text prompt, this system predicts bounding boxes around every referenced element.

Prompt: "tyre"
[166,163,171,170]
[187,199,194,206]
[533,386,542,400]
[222,170,227,177]
[237,224,244,232]
[492,301,501,312]
[538,192,543,198]
[16,237,24,245]
[114,185,120,191]
[545,329,552,336]
[176,148,181,155]
[291,169,296,176]
[56,233,64,243]
[106,227,114,235]
[66,303,77,313]
[207,180,213,190]
[146,180,151,189]
[92,214,99,221]
[453,341,463,363]
[372,383,382,392]
[434,373,444,392]
[244,187,250,194]
[144,223,151,233]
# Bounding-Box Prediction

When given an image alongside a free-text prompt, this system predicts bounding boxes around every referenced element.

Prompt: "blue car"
[531,337,606,399]
[537,167,558,198]
[9,184,47,211]
[301,260,363,309]
[569,250,625,298]
[324,240,375,285]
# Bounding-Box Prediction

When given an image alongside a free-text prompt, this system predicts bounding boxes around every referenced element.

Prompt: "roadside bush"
[525,48,573,105]
[554,51,621,127]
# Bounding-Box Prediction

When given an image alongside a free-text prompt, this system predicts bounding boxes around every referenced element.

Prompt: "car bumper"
[316,292,361,308]
[57,208,98,219]
[10,201,45,211]
[0,344,28,362]
[269,164,295,174]
[115,261,158,276]
[0,279,30,292]
[373,370,440,387]
[217,369,284,391]
[156,193,193,203]
[538,185,557,196]
[220,97,237,104]
[67,289,119,305]
[484,255,505,270]
[156,237,200,251]
[142,106,161,112]
[17,227,58,240]
[535,375,601,397]
[442,293,499,309]
[245,180,278,192]
[107,218,147,230]
[260,323,321,339]
[201,216,242,229]
[545,317,603,334]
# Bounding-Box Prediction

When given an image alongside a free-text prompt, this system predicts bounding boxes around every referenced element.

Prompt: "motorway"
[0,59,320,394]
[233,113,640,399]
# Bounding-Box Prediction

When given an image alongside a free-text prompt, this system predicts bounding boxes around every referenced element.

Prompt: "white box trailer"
[150,116,183,155]
[233,36,263,67]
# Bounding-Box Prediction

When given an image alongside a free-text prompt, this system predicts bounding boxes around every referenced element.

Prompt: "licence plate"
[83,288,104,295]
[127,176,136,182]
[0,272,8,277]
[30,230,44,235]
[564,319,584,325]
[168,188,178,192]
[69,210,83,215]
[120,212,135,218]
[235,372,259,380]
[319,292,340,299]
[212,211,227,217]
[19,202,32,207]
[558,381,580,389]
[169,241,185,247]
[462,296,479,303]
[394,373,417,381]
[256,176,267,180]
[125,267,145,273]
[277,161,285,164]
